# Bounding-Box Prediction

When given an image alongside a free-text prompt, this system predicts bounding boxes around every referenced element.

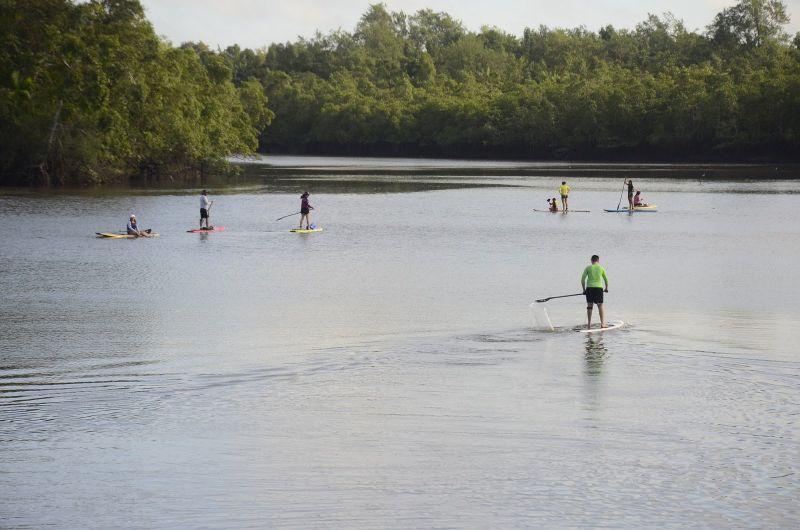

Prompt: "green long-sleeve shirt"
[581,264,608,289]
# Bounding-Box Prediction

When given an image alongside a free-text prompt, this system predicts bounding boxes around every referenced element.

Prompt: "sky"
[139,0,800,49]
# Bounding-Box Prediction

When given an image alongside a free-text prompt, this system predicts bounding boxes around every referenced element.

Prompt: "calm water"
[1,157,799,528]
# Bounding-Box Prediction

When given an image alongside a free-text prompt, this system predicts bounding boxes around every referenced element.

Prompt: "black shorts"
[585,287,604,305]
[200,208,209,219]
[300,208,310,215]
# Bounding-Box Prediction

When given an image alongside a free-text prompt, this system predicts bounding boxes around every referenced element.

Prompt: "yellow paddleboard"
[96,232,159,238]
[290,227,323,233]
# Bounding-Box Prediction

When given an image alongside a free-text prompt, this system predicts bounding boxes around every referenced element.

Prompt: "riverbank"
[244,154,800,180]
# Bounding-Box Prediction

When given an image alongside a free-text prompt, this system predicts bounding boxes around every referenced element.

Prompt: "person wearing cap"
[199,189,213,229]
[126,215,152,237]
[299,192,314,229]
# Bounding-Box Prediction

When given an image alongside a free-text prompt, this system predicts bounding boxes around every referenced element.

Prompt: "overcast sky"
[139,0,800,49]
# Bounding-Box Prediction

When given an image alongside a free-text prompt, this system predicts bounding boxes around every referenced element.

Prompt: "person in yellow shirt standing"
[559,181,571,212]
[581,254,609,329]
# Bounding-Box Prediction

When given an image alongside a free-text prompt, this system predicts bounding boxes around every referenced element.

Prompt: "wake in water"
[529,302,555,331]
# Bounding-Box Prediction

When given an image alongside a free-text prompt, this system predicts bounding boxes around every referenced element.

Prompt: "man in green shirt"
[581,255,609,329]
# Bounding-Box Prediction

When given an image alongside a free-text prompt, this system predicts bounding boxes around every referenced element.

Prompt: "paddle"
[616,179,626,210]
[275,211,300,221]
[534,293,584,303]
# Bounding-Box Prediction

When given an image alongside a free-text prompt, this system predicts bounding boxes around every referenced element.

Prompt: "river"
[1,156,798,528]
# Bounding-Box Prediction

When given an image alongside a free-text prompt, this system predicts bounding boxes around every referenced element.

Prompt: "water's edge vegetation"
[2,0,800,186]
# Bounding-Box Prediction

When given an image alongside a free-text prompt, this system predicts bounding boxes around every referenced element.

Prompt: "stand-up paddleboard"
[187,226,225,233]
[575,320,624,333]
[96,231,159,239]
[533,209,590,213]
[604,205,658,212]
[290,227,323,233]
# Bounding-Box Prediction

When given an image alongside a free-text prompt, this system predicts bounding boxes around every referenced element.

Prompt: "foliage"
[244,0,799,160]
[2,0,799,186]
[0,0,269,185]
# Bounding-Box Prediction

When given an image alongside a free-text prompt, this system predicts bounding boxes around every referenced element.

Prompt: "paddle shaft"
[535,293,584,303]
[275,211,300,221]
[616,179,626,210]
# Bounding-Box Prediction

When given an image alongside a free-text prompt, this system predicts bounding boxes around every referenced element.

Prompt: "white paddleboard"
[575,319,624,333]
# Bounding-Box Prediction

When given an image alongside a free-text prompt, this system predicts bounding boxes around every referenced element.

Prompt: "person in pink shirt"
[299,192,314,229]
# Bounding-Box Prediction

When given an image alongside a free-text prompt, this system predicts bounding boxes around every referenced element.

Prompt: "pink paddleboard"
[187,226,225,233]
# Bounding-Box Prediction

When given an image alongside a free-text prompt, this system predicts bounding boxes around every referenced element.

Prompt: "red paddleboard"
[187,226,225,233]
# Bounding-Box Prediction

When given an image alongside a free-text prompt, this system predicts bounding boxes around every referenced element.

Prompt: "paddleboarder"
[299,192,314,230]
[199,189,212,229]
[559,181,571,211]
[126,214,153,238]
[625,180,634,210]
[581,255,609,329]
[633,190,649,207]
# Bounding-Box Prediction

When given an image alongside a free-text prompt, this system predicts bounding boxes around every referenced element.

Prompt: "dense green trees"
[1,0,798,185]
[245,0,799,159]
[0,0,269,185]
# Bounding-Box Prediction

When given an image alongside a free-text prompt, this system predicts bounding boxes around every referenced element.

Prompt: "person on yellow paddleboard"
[299,192,314,230]
[126,214,153,237]
[633,190,649,207]
[581,254,609,329]
[559,181,570,211]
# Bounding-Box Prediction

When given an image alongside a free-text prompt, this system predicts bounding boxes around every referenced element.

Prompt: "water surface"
[1,158,798,528]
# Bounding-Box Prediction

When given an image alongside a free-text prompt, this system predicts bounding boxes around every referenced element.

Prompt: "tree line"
[0,0,271,185]
[1,0,799,185]
[236,0,799,160]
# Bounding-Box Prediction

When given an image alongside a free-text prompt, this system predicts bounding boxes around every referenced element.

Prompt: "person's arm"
[581,268,588,293]
[602,270,609,292]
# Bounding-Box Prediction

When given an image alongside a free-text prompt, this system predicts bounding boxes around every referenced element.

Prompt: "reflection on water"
[584,335,608,376]
[1,158,799,528]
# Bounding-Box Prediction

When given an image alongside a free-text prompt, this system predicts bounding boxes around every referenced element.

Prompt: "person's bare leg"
[587,304,593,329]
[598,303,606,328]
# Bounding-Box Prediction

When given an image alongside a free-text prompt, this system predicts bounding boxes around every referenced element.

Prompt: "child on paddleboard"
[299,192,314,229]
[126,214,153,237]
[633,191,648,207]
[548,198,559,212]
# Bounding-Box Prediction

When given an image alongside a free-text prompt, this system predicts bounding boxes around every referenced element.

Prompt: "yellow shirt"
[559,184,570,196]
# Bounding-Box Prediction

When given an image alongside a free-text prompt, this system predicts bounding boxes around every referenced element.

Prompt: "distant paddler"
[625,179,635,210]
[581,254,609,329]
[299,191,314,230]
[199,189,214,229]
[559,181,571,211]
[126,214,153,237]
[633,190,649,207]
